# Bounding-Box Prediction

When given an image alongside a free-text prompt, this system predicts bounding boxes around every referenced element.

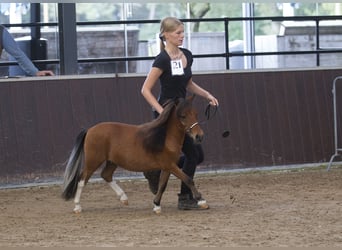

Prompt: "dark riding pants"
[179,134,204,195]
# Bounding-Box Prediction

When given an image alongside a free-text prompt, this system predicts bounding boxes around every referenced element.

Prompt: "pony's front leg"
[73,179,85,213]
[153,170,170,214]
[108,180,128,205]
[171,167,209,209]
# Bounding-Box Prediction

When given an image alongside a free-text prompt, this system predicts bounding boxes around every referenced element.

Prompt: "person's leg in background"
[177,134,207,210]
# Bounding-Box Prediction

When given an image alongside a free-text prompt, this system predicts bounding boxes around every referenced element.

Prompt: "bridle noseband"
[186,121,199,133]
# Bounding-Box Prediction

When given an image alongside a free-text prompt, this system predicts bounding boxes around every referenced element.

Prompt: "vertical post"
[9,3,22,26]
[58,3,78,75]
[30,3,41,63]
[242,3,255,69]
[30,3,41,40]
[123,3,129,73]
[186,3,192,51]
[327,76,342,171]
[315,20,320,67]
[224,18,230,70]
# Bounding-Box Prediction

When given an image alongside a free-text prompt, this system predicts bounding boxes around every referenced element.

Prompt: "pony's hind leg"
[73,157,103,213]
[73,179,85,213]
[73,170,94,213]
[101,161,128,205]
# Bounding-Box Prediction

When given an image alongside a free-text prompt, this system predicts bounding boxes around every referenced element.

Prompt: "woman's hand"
[207,93,219,106]
[36,70,54,76]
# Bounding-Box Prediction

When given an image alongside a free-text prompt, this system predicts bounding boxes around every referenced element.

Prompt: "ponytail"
[159,35,165,51]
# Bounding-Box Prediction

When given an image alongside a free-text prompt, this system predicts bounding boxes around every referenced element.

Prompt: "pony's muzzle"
[187,130,204,144]
[195,134,204,143]
[186,121,204,143]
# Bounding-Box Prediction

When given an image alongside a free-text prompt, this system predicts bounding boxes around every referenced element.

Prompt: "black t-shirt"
[152,47,193,105]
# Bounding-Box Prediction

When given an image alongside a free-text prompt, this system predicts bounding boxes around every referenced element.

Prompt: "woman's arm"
[2,27,54,76]
[187,78,219,106]
[2,27,39,76]
[141,67,164,114]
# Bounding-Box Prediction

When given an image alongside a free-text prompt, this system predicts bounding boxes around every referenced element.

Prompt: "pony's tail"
[61,129,87,200]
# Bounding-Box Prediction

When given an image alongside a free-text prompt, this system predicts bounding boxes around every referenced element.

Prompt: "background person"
[141,17,219,210]
[0,25,54,77]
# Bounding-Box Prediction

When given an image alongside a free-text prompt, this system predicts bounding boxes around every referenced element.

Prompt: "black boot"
[143,170,160,195]
[177,193,209,210]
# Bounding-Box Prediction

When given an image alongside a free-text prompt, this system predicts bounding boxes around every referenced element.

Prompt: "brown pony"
[61,95,208,214]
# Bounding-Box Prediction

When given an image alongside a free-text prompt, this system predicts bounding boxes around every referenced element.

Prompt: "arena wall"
[0,68,341,185]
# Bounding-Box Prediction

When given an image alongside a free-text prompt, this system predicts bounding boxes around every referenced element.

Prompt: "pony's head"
[139,95,204,154]
[176,95,204,144]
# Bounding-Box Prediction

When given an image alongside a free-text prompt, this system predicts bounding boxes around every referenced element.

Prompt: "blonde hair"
[159,17,184,51]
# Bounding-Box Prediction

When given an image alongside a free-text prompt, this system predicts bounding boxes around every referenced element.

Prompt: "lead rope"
[204,104,218,121]
[204,104,230,138]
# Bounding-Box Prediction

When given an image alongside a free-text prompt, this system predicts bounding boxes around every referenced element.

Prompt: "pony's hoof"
[121,199,129,206]
[73,205,82,213]
[198,199,209,209]
[119,194,128,205]
[153,205,161,214]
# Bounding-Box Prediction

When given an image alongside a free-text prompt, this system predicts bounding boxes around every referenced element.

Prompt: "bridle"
[186,121,199,133]
[185,104,217,133]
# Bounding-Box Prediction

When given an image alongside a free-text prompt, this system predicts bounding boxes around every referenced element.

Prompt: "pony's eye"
[179,115,186,119]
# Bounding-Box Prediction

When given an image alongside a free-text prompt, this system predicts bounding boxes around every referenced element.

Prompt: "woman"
[0,25,54,76]
[141,17,219,210]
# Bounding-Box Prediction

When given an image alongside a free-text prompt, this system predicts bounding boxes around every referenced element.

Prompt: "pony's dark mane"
[138,98,179,153]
